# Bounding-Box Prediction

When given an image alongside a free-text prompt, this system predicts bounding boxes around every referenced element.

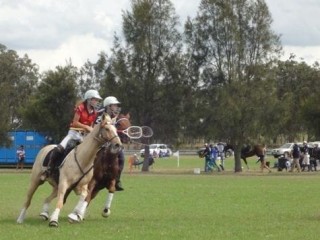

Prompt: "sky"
[1,0,320,72]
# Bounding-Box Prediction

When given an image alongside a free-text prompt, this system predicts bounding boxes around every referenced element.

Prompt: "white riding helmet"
[103,96,121,107]
[84,90,102,100]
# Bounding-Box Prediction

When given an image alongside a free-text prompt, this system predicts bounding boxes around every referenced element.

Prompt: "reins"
[72,146,94,176]
[70,123,120,182]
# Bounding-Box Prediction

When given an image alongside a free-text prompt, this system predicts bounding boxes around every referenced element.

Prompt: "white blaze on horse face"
[102,121,122,147]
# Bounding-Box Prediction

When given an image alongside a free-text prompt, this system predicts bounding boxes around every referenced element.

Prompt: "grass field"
[2,155,320,240]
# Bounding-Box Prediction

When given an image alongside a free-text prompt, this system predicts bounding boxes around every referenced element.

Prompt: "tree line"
[1,0,320,171]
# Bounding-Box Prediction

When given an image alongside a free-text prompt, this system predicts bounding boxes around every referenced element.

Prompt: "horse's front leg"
[49,182,68,227]
[67,183,90,223]
[102,179,116,218]
[70,184,89,215]
[39,185,58,221]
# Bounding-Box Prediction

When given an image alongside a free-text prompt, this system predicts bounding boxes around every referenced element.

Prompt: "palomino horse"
[67,113,131,222]
[17,114,122,227]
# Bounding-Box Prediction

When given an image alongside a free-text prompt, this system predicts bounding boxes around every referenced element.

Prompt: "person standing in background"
[217,142,225,169]
[16,145,25,170]
[259,144,271,173]
[203,143,211,172]
[290,142,301,173]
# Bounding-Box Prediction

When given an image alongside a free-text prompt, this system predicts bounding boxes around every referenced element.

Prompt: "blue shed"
[0,131,50,166]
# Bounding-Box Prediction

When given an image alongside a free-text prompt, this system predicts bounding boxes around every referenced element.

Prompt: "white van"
[140,144,172,158]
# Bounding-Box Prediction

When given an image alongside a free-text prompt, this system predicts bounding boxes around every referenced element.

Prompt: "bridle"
[94,124,121,145]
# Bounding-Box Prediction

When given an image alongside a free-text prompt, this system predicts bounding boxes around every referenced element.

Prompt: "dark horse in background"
[198,144,265,170]
[225,144,265,169]
[68,113,131,222]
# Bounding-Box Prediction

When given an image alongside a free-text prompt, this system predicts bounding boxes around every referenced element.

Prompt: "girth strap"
[73,146,94,176]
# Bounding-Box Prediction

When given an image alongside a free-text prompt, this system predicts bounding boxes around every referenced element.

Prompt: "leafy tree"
[184,0,281,171]
[78,52,109,98]
[22,65,79,142]
[108,0,187,143]
[0,44,39,147]
[275,56,320,141]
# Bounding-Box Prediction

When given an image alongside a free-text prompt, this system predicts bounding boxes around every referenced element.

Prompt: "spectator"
[16,145,25,170]
[289,142,301,172]
[301,141,311,171]
[216,142,225,168]
[258,144,271,173]
[152,150,158,158]
[310,144,320,171]
[203,143,211,172]
[216,156,224,171]
[277,152,291,171]
[284,152,292,170]
[209,144,221,172]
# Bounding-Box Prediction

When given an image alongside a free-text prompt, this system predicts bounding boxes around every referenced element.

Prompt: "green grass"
[2,155,320,240]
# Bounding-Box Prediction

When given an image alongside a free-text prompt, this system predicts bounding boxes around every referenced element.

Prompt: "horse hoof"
[16,218,23,224]
[40,212,49,221]
[102,208,111,218]
[49,220,59,227]
[68,213,82,223]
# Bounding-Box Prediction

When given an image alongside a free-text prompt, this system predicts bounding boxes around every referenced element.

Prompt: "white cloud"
[266,0,320,46]
[18,33,109,71]
[2,0,320,72]
[282,46,320,64]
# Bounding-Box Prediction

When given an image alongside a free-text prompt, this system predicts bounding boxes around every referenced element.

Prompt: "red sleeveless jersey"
[70,102,98,127]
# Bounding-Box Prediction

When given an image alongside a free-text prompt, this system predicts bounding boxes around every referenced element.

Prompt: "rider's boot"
[115,175,124,191]
[115,151,124,191]
[40,145,64,180]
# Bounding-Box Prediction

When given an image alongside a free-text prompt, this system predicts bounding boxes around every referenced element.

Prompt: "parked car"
[140,144,172,158]
[309,141,320,147]
[271,142,301,158]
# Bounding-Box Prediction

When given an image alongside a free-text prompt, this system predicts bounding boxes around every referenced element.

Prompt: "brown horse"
[17,114,122,226]
[67,113,131,222]
[222,144,266,169]
[199,144,265,169]
[240,145,265,169]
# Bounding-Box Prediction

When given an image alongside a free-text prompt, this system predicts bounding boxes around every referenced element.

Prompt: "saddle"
[41,140,80,182]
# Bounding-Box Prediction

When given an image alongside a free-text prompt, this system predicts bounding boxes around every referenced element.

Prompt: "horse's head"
[99,114,123,154]
[115,113,131,143]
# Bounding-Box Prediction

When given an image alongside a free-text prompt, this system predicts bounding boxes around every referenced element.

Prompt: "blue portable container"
[0,131,50,166]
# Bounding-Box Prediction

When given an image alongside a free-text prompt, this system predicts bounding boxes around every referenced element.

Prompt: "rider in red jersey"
[41,89,102,179]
